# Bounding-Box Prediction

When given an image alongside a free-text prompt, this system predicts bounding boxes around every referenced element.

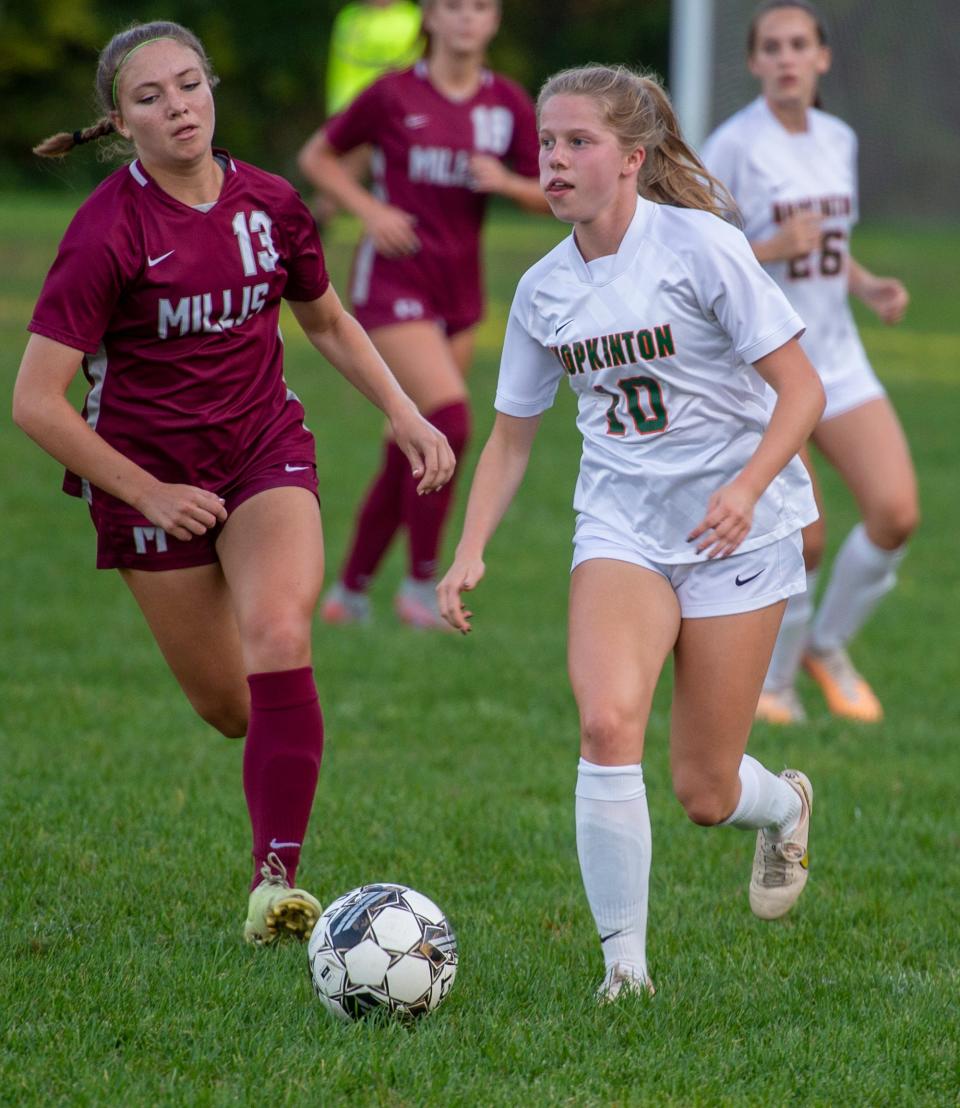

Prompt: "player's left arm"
[848,256,909,325]
[688,339,825,557]
[288,288,454,494]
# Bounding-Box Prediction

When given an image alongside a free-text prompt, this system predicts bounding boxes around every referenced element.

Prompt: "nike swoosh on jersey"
[284,464,311,472]
[735,569,765,587]
[555,318,576,335]
[404,114,429,129]
[147,250,175,267]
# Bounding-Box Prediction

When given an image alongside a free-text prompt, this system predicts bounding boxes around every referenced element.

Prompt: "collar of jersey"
[566,195,655,286]
[755,96,818,140]
[128,147,237,208]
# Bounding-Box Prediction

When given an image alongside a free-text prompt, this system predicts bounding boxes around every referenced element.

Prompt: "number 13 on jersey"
[232,211,279,276]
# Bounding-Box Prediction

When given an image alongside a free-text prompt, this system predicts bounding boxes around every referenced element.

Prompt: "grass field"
[1,192,958,1106]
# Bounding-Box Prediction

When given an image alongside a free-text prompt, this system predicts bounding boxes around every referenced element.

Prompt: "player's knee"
[673,772,735,827]
[192,697,248,738]
[866,495,919,549]
[242,609,313,672]
[579,704,644,762]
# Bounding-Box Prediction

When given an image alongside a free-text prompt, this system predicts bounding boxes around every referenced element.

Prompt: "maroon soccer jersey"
[28,152,330,509]
[324,62,539,331]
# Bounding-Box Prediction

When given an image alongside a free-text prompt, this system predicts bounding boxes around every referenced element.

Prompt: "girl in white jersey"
[437,65,826,1000]
[702,0,919,725]
[14,22,453,947]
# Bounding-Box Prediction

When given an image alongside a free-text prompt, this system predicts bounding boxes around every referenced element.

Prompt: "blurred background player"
[702,0,919,724]
[438,64,824,1000]
[14,21,453,944]
[313,0,425,225]
[299,0,548,629]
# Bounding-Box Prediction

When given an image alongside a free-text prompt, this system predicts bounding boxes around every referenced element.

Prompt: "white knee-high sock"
[575,759,651,979]
[810,524,907,653]
[721,754,801,836]
[763,569,819,691]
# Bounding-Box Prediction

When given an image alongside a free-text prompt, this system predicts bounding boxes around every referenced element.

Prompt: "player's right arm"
[436,412,541,634]
[297,129,420,258]
[751,210,822,264]
[12,334,227,540]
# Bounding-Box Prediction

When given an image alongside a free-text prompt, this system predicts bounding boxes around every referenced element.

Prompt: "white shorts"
[571,520,805,619]
[802,330,886,422]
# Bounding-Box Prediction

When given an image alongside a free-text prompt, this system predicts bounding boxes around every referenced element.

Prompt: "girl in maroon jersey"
[298,0,548,629]
[13,21,454,945]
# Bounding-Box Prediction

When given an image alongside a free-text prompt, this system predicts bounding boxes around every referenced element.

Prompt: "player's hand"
[365,204,420,257]
[687,478,758,559]
[860,276,909,324]
[468,154,510,195]
[437,554,485,634]
[136,482,228,542]
[774,211,822,260]
[389,404,456,495]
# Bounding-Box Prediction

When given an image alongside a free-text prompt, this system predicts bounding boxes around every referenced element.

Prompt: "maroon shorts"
[90,459,319,571]
[349,242,483,337]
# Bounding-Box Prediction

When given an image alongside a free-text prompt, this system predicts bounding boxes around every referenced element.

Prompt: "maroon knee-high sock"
[404,400,471,581]
[243,667,324,889]
[341,440,408,591]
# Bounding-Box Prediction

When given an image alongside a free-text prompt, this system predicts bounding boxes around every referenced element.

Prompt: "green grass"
[1,193,959,1106]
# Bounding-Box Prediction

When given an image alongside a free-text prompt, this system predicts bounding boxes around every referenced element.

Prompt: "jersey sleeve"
[494,287,564,416]
[280,190,331,302]
[323,78,385,153]
[27,209,128,355]
[691,217,804,364]
[506,86,540,178]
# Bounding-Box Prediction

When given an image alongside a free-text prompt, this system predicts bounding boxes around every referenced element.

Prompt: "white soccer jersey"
[702,99,880,411]
[495,196,818,564]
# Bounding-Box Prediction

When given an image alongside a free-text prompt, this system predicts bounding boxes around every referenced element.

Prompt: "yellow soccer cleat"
[803,647,883,722]
[749,770,813,921]
[243,852,322,946]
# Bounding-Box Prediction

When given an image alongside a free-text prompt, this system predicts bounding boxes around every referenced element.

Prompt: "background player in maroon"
[13,21,454,945]
[298,0,548,629]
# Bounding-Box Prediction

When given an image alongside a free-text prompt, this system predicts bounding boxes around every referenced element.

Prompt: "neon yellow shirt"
[325,1,424,115]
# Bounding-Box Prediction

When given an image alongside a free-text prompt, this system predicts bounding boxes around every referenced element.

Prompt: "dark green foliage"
[0,0,670,190]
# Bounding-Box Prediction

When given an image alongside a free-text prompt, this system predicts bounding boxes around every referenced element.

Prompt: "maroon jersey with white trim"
[324,61,539,261]
[28,152,329,507]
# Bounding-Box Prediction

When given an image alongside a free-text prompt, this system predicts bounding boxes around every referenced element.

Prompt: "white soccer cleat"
[749,770,813,921]
[596,962,656,1004]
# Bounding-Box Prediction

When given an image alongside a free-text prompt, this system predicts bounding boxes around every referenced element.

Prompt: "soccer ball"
[308,883,458,1021]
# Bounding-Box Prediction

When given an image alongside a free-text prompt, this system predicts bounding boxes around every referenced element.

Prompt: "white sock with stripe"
[575,759,651,981]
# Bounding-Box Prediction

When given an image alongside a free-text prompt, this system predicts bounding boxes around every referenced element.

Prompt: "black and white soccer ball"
[308,883,458,1021]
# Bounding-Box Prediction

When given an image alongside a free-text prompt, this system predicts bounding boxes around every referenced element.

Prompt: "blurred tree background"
[0,0,671,191]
